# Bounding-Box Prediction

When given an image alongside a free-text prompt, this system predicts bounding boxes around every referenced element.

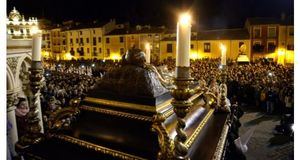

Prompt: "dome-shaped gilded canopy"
[8,7,21,21]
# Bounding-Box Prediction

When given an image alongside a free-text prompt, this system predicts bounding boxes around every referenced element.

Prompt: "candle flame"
[220,43,226,53]
[179,13,191,25]
[145,43,150,50]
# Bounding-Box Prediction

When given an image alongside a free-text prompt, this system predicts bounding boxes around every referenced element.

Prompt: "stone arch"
[15,53,31,89]
[7,66,15,92]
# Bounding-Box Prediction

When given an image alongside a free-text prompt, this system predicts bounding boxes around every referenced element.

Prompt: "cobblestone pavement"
[239,108,294,160]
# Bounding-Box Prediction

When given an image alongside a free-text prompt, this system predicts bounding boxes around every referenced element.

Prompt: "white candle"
[220,43,227,65]
[145,43,151,63]
[176,13,191,67]
[32,32,42,61]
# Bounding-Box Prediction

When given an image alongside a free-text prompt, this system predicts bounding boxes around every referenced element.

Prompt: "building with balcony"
[104,25,166,61]
[160,28,250,61]
[245,16,294,64]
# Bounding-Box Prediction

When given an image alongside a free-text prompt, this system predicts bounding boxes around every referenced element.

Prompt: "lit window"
[267,42,276,53]
[120,37,124,43]
[268,27,276,38]
[107,49,110,56]
[191,44,194,49]
[120,48,125,54]
[253,27,261,38]
[93,37,97,45]
[204,43,210,52]
[167,44,172,53]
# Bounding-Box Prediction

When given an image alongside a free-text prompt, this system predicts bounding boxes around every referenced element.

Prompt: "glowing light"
[81,65,85,68]
[190,52,199,60]
[110,53,121,60]
[64,52,73,60]
[31,26,41,35]
[220,43,227,65]
[278,49,285,56]
[42,51,50,58]
[145,42,151,63]
[145,43,150,50]
[268,72,273,77]
[277,48,285,65]
[220,43,227,53]
[179,13,191,26]
[91,64,95,67]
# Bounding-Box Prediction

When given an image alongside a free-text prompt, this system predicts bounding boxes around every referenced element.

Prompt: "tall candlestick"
[220,43,227,65]
[175,13,191,78]
[145,43,151,63]
[32,32,42,61]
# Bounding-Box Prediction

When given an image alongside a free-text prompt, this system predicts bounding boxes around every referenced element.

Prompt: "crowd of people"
[14,58,293,134]
[41,58,294,116]
[157,58,294,115]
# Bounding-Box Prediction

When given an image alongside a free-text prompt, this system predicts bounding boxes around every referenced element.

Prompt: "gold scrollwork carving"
[212,119,229,160]
[84,97,172,113]
[80,105,153,122]
[184,109,215,148]
[151,114,174,160]
[47,107,80,131]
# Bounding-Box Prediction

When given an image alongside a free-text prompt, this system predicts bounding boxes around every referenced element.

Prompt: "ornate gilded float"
[16,48,231,160]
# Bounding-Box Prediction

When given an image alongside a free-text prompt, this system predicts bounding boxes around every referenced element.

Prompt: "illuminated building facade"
[40,17,293,63]
[7,7,39,40]
[160,29,251,61]
[41,29,52,60]
[105,25,165,61]
[60,20,116,60]
[245,16,294,64]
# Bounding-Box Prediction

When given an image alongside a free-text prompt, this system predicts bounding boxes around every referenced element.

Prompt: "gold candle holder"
[16,61,44,149]
[171,66,194,160]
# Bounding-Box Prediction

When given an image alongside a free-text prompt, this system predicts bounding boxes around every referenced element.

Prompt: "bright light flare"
[268,72,273,77]
[145,43,150,50]
[220,43,227,53]
[110,53,121,60]
[179,13,191,26]
[64,52,73,60]
[190,52,199,60]
[31,26,41,34]
[278,49,285,56]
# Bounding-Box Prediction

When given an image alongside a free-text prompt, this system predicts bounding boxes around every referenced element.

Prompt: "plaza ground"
[239,106,294,160]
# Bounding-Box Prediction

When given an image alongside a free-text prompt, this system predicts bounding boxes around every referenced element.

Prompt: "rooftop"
[161,28,249,41]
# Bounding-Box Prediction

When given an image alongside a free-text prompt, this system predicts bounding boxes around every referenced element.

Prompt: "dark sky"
[7,0,294,29]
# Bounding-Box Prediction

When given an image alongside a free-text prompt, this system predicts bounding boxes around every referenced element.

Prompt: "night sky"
[7,0,294,29]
